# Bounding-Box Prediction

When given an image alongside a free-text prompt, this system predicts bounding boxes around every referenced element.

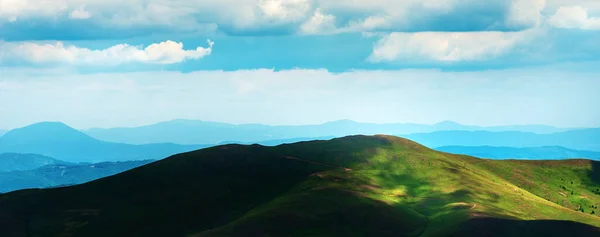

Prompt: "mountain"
[0,160,154,193]
[436,146,600,160]
[0,122,211,163]
[1,135,598,237]
[403,129,600,151]
[219,136,337,146]
[0,129,6,137]
[0,153,70,172]
[84,119,571,145]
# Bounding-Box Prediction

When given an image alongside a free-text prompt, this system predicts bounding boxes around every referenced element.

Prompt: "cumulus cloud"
[298,8,336,34]
[0,40,214,65]
[259,0,310,21]
[0,0,68,22]
[369,30,539,62]
[548,6,600,30]
[5,0,599,37]
[506,0,546,28]
[69,6,92,19]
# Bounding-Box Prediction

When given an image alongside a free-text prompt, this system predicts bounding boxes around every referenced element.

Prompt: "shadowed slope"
[0,135,598,237]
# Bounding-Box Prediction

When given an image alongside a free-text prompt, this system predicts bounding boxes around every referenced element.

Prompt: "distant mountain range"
[0,160,153,193]
[0,153,70,172]
[0,122,211,163]
[436,146,600,160]
[402,129,600,151]
[84,119,572,145]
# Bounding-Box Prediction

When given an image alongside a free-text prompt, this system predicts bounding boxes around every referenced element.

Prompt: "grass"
[0,135,598,237]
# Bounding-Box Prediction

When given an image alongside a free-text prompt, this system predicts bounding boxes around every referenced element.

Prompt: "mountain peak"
[0,121,93,145]
[323,119,359,125]
[434,121,462,126]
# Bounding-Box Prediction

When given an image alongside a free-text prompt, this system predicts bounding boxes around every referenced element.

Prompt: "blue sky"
[1,0,600,129]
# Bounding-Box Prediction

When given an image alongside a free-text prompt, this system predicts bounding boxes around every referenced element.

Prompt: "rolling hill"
[403,129,600,151]
[0,135,598,237]
[0,153,69,172]
[436,146,600,160]
[0,160,154,193]
[0,122,211,163]
[84,119,571,145]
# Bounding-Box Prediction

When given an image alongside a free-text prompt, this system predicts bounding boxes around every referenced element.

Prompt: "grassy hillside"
[0,135,598,237]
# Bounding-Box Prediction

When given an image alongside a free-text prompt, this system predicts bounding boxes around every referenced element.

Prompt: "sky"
[0,0,599,129]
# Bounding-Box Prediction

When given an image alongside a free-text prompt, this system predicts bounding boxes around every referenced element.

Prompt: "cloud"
[259,0,310,21]
[506,0,546,28]
[6,0,599,39]
[548,6,600,30]
[69,6,92,19]
[0,0,68,22]
[1,67,599,129]
[0,39,214,65]
[298,8,336,34]
[369,30,540,62]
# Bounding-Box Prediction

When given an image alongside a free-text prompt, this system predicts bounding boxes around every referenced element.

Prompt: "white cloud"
[369,30,539,62]
[0,0,68,21]
[548,6,600,30]
[299,8,335,34]
[343,16,391,32]
[69,5,92,19]
[6,0,597,36]
[506,0,546,28]
[259,0,310,21]
[0,40,214,65]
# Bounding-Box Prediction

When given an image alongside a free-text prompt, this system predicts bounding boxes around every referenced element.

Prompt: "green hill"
[0,135,598,237]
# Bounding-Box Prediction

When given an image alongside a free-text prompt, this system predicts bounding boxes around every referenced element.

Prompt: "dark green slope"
[0,136,598,237]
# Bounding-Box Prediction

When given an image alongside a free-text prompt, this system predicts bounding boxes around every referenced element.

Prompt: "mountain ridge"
[403,129,600,151]
[1,135,598,237]
[83,119,573,145]
[0,153,70,172]
[0,122,211,163]
[0,160,154,193]
[435,146,600,160]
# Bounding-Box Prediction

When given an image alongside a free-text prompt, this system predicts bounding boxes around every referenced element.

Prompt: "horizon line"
[0,119,583,131]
